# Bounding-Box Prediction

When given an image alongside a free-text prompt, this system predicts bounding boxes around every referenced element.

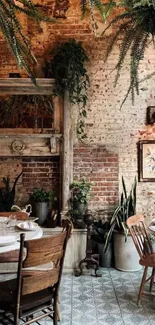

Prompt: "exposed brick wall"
[73,145,119,211]
[22,157,60,192]
[0,1,155,222]
[0,157,60,207]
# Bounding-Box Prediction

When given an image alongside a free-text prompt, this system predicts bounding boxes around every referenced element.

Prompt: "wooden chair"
[0,220,71,325]
[126,214,155,304]
[0,211,28,220]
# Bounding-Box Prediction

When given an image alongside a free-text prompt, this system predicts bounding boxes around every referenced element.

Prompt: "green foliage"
[92,219,112,244]
[0,0,54,82]
[44,39,90,140]
[0,95,53,127]
[69,179,92,219]
[101,0,155,106]
[0,172,22,212]
[69,179,92,204]
[29,187,54,202]
[150,233,155,243]
[104,176,137,251]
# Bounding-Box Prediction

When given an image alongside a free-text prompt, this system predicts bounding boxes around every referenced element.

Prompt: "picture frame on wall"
[138,140,155,182]
[146,106,155,124]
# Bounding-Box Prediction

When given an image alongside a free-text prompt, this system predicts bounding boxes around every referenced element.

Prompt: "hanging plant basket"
[100,0,155,106]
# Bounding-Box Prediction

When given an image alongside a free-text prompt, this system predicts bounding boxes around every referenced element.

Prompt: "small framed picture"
[146,106,155,124]
[138,140,155,182]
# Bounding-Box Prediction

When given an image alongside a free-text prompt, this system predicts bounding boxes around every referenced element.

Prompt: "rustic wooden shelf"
[0,134,62,138]
[0,78,55,95]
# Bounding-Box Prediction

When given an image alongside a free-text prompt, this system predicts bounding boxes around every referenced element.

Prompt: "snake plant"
[0,172,22,211]
[104,176,137,251]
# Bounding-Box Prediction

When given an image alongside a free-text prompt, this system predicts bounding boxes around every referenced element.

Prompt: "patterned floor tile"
[1,268,155,325]
[122,314,150,325]
[98,314,124,325]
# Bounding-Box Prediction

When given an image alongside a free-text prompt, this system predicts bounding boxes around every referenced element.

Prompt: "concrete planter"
[114,231,142,272]
[33,202,50,226]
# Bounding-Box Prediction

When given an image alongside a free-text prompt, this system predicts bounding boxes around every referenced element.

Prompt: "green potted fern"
[104,176,141,271]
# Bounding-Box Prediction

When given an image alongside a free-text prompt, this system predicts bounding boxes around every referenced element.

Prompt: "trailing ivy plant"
[100,0,155,106]
[44,39,90,140]
[0,0,54,82]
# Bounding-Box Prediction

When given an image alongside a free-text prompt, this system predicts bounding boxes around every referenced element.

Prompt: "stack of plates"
[0,217,8,222]
[0,235,17,246]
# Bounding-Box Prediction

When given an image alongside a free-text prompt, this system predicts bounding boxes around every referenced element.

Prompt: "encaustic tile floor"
[1,268,155,325]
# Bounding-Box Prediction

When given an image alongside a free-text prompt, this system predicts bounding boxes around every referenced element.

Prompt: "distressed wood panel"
[0,78,55,95]
[0,136,62,156]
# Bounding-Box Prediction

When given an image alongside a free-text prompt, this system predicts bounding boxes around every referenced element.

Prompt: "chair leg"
[137,266,148,305]
[56,296,61,321]
[53,296,59,325]
[14,310,19,325]
[53,310,58,325]
[149,268,155,292]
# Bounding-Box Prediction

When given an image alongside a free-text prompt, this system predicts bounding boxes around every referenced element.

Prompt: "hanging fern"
[0,0,54,82]
[101,0,155,105]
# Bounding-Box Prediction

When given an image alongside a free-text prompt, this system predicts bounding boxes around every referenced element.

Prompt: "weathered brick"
[73,145,119,210]
[0,0,153,219]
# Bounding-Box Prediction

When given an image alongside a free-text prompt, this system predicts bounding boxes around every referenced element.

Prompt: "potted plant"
[44,39,90,139]
[104,176,141,271]
[0,172,22,212]
[92,219,113,268]
[29,187,54,225]
[69,179,92,228]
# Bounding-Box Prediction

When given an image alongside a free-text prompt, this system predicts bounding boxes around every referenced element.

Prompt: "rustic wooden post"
[62,92,73,212]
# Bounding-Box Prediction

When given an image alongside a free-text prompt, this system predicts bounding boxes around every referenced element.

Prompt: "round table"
[0,225,43,254]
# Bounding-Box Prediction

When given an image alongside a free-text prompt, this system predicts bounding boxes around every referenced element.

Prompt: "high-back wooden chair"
[0,220,71,325]
[126,214,155,304]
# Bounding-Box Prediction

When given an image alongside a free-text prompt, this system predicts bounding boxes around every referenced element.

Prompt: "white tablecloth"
[0,225,43,254]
